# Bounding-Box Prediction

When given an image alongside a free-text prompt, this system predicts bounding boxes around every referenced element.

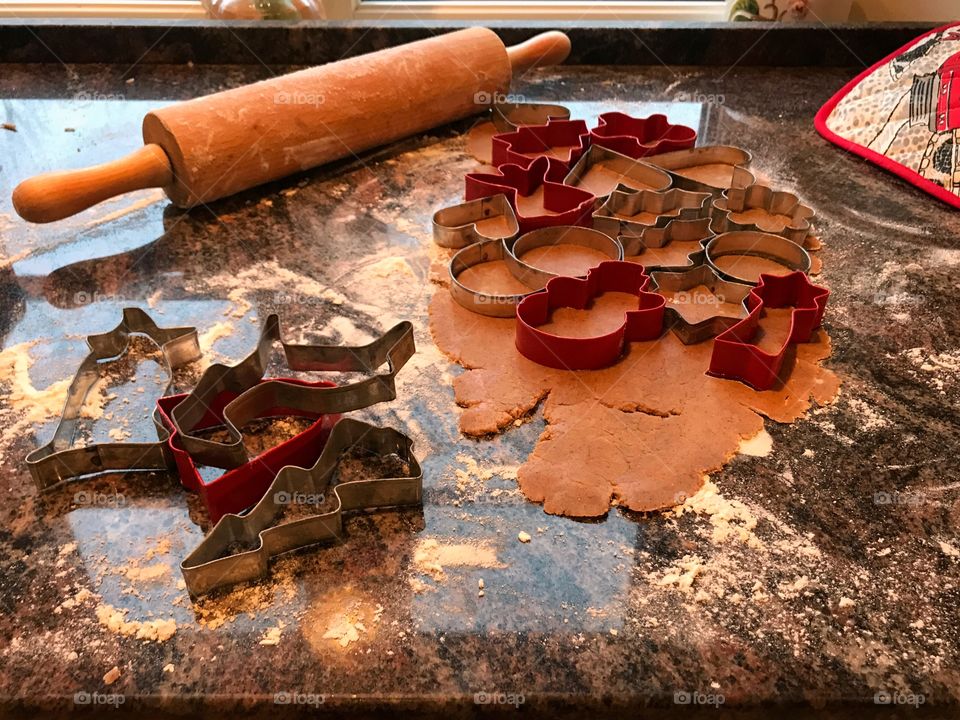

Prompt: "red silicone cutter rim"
[590,112,697,159]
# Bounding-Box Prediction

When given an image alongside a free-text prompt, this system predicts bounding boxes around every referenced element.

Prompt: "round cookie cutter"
[449,240,535,318]
[705,231,811,285]
[506,226,623,290]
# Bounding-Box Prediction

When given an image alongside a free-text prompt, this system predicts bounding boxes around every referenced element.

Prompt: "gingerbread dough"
[429,282,839,518]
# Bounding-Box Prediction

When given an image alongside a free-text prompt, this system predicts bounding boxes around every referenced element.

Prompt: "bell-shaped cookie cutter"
[180,418,423,596]
[169,316,415,470]
[26,308,201,491]
[515,260,665,370]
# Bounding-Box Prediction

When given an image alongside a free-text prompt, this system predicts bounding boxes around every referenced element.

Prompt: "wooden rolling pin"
[13,28,570,223]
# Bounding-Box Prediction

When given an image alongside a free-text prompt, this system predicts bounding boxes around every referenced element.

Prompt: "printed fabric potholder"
[815,23,960,210]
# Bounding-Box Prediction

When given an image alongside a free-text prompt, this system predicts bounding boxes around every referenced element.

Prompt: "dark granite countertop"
[0,51,959,720]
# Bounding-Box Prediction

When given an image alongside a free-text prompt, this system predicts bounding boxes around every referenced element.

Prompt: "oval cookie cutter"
[506,225,623,290]
[644,145,755,195]
[705,231,811,285]
[448,239,534,318]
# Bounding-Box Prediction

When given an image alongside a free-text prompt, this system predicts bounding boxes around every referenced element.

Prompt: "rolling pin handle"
[12,144,174,224]
[506,31,572,76]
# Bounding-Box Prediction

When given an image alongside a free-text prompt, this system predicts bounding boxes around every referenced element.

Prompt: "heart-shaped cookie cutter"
[432,194,520,249]
[515,260,665,370]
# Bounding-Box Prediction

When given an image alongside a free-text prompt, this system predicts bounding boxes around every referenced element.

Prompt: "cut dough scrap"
[429,284,839,517]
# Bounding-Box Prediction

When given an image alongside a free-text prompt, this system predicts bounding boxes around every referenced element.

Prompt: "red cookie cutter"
[708,271,829,390]
[515,260,665,371]
[491,118,591,173]
[156,379,340,524]
[590,112,697,159]
[465,155,596,234]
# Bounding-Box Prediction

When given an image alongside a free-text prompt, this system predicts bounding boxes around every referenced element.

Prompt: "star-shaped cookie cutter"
[710,184,815,243]
[491,118,591,172]
[563,145,673,200]
[465,155,595,233]
[618,217,716,271]
[589,111,697,158]
[180,417,423,596]
[648,264,753,344]
[515,260,665,370]
[709,271,829,390]
[26,308,201,491]
[432,194,520,249]
[592,187,712,237]
[169,315,415,471]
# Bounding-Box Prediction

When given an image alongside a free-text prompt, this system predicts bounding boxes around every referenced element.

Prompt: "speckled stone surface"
[0,59,959,720]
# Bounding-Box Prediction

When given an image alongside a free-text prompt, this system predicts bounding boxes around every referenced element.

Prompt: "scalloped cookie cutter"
[180,417,422,596]
[169,316,415,470]
[515,260,665,370]
[710,184,815,243]
[708,271,829,390]
[26,308,201,492]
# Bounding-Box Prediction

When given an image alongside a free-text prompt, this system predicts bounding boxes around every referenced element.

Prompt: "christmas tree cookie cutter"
[592,187,712,237]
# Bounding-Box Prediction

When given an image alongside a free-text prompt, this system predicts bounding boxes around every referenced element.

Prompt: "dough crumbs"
[939,540,960,558]
[121,562,169,583]
[838,596,856,608]
[517,531,532,543]
[259,622,284,646]
[322,615,365,648]
[103,666,121,685]
[674,479,763,549]
[162,664,174,673]
[95,604,177,643]
[654,555,703,590]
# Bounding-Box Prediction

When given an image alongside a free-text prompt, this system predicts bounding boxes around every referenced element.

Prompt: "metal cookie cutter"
[592,187,712,237]
[465,155,595,233]
[515,260,665,371]
[449,239,535,318]
[619,217,715,271]
[704,231,811,285]
[710,184,815,243]
[648,264,753,344]
[563,145,672,201]
[169,316,415,471]
[155,381,340,524]
[180,418,423,596]
[506,226,623,290]
[590,111,697,159]
[644,145,755,196]
[491,101,571,133]
[26,308,201,491]
[709,271,829,390]
[432,194,520,249]
[491,118,591,172]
